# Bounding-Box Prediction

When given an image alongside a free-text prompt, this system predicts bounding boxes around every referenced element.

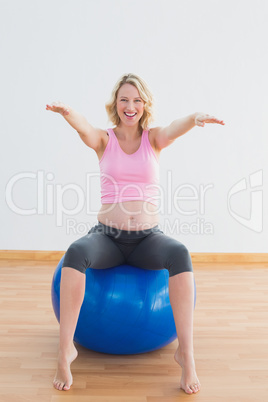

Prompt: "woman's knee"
[63,237,90,274]
[167,242,193,277]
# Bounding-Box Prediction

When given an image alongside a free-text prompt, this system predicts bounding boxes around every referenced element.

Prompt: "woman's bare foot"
[53,344,78,391]
[174,346,201,394]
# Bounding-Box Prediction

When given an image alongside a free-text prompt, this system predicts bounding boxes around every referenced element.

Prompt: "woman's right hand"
[46,101,70,116]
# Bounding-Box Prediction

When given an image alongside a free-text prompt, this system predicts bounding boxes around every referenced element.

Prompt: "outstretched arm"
[154,112,225,150]
[46,101,91,134]
[46,101,103,151]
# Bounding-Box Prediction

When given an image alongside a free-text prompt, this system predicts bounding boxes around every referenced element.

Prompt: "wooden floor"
[0,260,268,402]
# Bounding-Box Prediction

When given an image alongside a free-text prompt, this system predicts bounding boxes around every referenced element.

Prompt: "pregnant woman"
[46,72,224,394]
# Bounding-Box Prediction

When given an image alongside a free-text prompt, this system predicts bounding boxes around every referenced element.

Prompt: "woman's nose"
[126,101,135,110]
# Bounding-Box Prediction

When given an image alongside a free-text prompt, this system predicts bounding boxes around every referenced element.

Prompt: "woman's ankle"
[58,342,76,356]
[176,346,195,358]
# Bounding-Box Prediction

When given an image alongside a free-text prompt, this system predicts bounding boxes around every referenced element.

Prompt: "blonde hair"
[105,73,155,130]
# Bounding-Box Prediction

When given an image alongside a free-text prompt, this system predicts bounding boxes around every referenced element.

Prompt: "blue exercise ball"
[51,255,196,355]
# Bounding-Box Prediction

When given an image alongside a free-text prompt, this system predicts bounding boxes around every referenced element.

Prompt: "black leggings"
[62,221,193,277]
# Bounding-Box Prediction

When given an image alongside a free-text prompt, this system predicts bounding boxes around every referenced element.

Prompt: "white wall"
[1,0,267,252]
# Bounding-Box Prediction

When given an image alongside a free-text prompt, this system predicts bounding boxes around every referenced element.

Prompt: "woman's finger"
[202,116,224,124]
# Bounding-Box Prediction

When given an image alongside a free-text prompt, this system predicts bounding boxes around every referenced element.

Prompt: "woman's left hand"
[195,113,225,127]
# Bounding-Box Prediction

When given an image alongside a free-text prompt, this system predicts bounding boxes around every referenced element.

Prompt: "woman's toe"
[55,381,63,391]
[186,385,193,394]
[191,383,200,393]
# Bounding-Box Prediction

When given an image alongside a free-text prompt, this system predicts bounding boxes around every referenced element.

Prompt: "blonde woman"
[46,73,224,394]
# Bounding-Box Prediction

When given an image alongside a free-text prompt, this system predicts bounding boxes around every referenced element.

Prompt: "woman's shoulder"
[147,126,162,147]
[147,126,163,155]
[97,128,111,144]
[148,126,161,134]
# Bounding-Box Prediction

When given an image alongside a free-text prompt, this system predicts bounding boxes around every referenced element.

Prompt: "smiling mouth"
[124,112,137,117]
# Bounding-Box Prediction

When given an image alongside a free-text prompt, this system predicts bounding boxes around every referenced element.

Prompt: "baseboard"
[0,250,65,261]
[0,250,268,263]
[190,253,268,263]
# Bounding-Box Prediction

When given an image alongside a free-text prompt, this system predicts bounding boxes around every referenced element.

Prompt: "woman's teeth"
[125,113,136,117]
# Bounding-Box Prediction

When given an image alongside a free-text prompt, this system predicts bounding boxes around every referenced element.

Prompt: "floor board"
[0,260,268,402]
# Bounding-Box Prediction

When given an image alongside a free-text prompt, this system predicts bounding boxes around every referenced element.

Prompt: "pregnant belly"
[97,200,160,231]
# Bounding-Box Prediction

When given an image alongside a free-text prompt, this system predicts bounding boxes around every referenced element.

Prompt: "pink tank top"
[99,128,160,206]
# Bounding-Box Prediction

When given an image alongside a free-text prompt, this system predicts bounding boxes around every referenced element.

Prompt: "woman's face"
[116,83,145,126]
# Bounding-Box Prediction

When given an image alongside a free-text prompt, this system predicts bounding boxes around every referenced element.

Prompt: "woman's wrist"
[62,108,70,116]
[193,112,199,125]
[61,105,71,117]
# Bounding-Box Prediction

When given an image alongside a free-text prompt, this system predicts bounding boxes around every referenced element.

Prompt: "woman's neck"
[114,124,143,141]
